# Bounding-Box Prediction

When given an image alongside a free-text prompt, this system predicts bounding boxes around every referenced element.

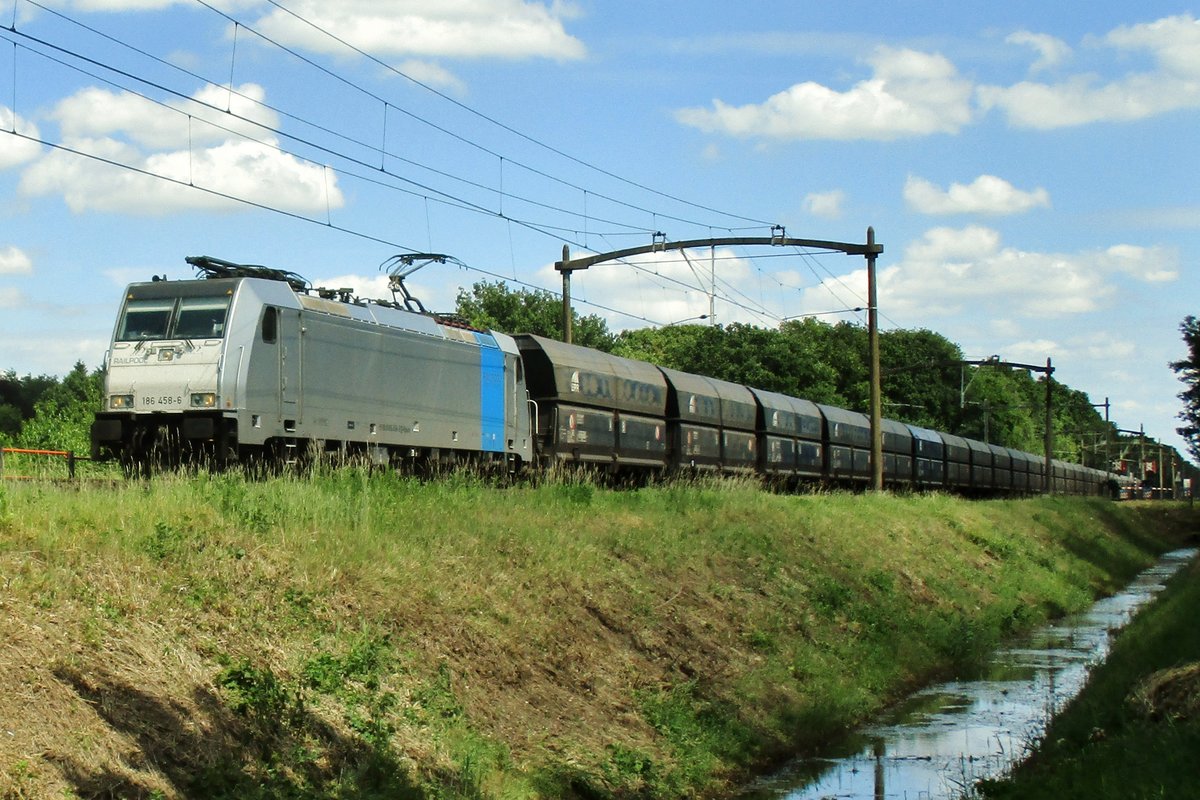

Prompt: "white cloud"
[1006,30,1071,73]
[251,0,587,61]
[59,0,191,9]
[1078,331,1137,361]
[903,225,1002,263]
[1003,338,1062,362]
[675,15,1200,143]
[675,46,974,141]
[312,272,394,301]
[22,138,342,215]
[803,190,845,219]
[979,14,1200,128]
[104,266,160,287]
[1097,243,1178,282]
[393,60,468,95]
[794,227,1180,324]
[0,108,42,170]
[20,85,342,216]
[1107,14,1200,75]
[904,174,1050,216]
[51,84,280,150]
[0,246,33,275]
[535,247,757,328]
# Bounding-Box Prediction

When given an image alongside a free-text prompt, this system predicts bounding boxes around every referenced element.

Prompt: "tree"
[454,281,616,352]
[613,321,844,401]
[0,369,59,443]
[1171,315,1200,462]
[878,327,964,430]
[16,362,103,455]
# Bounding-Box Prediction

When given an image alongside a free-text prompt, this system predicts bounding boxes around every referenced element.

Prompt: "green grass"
[0,472,1195,799]
[975,557,1200,800]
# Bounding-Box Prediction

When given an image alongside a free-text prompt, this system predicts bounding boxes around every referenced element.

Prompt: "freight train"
[90,256,1119,495]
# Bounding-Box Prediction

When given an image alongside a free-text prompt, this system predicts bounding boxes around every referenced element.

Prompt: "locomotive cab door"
[278,308,302,426]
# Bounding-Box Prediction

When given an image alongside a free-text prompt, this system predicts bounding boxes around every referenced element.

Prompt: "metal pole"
[560,244,572,344]
[1044,357,1054,493]
[867,226,883,492]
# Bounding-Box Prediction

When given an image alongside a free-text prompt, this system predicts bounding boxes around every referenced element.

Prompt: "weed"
[3,758,35,800]
[638,680,756,791]
[302,633,393,694]
[346,690,399,751]
[283,586,315,616]
[215,658,304,735]
[602,742,659,789]
[866,568,895,594]
[742,627,777,653]
[409,661,463,724]
[810,575,854,615]
[928,612,998,673]
[554,481,595,506]
[140,520,193,561]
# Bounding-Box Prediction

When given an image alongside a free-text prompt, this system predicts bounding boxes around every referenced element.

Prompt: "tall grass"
[0,472,1194,799]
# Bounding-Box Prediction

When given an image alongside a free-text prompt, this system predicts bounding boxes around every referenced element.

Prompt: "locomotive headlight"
[190,392,217,408]
[109,394,134,409]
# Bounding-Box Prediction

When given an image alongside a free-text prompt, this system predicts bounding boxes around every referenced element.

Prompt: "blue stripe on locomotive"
[475,333,505,452]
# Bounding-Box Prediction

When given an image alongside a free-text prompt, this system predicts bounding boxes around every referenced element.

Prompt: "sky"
[0,1,1197,460]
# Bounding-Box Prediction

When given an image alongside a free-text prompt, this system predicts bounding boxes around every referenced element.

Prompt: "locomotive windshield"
[116,295,231,341]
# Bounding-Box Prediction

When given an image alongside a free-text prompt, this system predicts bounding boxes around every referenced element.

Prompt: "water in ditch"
[739,547,1197,800]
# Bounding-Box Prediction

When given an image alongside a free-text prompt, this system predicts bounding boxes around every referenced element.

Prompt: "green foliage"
[0,369,57,418]
[216,659,303,731]
[14,361,103,454]
[637,680,756,793]
[139,520,196,560]
[301,634,394,694]
[211,654,420,799]
[1171,315,1200,462]
[455,280,616,352]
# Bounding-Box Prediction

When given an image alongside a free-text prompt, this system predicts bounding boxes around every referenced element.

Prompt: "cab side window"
[261,307,278,343]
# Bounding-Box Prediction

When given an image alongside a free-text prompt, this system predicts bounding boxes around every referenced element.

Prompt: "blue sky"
[1,1,1197,460]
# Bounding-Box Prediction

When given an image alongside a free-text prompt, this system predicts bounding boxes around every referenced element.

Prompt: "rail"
[0,447,89,480]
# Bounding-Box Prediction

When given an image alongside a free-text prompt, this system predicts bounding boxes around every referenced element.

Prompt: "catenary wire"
[4,4,883,329]
[256,0,772,229]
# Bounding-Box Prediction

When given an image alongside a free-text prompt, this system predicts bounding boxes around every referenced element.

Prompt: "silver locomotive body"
[91,270,532,470]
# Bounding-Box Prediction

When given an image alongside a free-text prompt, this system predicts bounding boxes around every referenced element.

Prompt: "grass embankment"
[0,473,1195,799]
[976,548,1200,800]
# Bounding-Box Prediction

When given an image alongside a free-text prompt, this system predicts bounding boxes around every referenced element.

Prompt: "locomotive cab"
[91,277,248,467]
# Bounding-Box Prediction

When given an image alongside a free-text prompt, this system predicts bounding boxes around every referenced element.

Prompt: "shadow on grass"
[51,665,424,800]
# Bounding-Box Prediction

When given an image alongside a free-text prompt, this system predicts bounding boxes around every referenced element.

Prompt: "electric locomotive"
[90,256,533,471]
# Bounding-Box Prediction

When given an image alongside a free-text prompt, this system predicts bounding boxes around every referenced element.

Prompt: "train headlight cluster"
[191,392,218,408]
[109,394,134,409]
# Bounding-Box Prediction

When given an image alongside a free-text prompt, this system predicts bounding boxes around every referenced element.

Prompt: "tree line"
[0,363,103,455]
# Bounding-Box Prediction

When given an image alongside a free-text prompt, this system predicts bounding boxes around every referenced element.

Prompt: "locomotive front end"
[91,279,236,468]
